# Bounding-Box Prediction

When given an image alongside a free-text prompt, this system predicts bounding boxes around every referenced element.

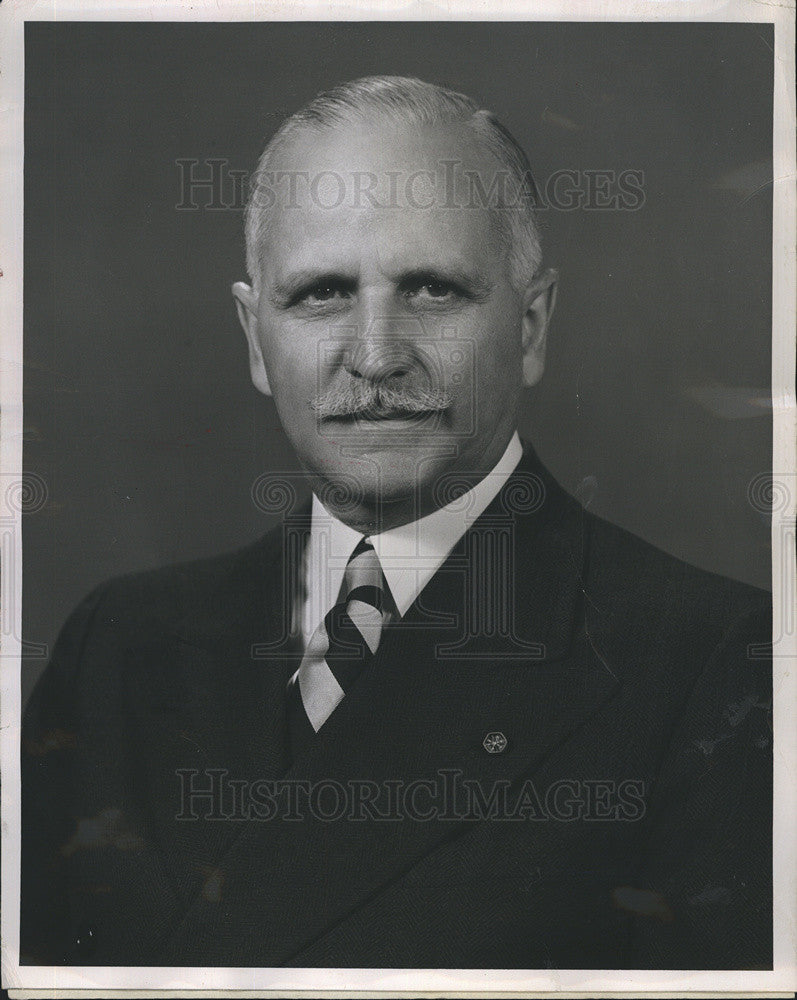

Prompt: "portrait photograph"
[1,1,794,996]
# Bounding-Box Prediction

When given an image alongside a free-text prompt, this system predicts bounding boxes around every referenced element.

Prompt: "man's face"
[234,118,555,527]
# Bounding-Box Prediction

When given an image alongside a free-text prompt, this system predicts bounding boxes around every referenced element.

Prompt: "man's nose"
[343,310,422,382]
[344,341,413,381]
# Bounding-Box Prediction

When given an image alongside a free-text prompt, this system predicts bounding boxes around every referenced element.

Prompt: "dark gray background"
[22,21,773,704]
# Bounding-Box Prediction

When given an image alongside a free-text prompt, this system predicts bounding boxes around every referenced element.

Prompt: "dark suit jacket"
[21,444,772,969]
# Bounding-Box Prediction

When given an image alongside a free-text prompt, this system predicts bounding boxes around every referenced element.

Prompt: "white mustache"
[311,381,453,420]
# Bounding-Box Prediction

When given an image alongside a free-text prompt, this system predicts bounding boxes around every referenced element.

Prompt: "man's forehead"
[265,115,498,183]
[256,116,514,223]
[255,117,508,276]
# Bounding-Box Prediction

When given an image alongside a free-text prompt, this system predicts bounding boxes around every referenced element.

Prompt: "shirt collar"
[308,432,523,621]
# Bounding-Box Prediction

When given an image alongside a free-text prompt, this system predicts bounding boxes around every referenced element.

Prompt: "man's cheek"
[266,347,315,395]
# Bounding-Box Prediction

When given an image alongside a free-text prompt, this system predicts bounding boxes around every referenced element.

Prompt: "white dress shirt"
[299,432,523,649]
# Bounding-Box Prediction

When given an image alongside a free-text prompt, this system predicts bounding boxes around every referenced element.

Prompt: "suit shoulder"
[25,532,282,731]
[584,511,771,614]
[519,444,768,625]
[75,533,276,636]
[581,508,770,640]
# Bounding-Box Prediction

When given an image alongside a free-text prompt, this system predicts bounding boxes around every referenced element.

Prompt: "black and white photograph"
[1,1,795,995]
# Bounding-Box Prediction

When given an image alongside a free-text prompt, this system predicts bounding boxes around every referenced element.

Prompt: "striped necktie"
[286,537,387,756]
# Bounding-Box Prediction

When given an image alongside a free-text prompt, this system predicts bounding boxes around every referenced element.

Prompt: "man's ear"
[521,267,558,388]
[232,281,272,397]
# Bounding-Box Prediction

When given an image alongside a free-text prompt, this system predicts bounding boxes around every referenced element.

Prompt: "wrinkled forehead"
[250,118,512,271]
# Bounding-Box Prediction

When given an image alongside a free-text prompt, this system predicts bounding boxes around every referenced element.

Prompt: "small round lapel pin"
[483,731,508,754]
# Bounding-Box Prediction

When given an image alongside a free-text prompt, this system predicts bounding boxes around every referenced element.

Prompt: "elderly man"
[22,76,771,970]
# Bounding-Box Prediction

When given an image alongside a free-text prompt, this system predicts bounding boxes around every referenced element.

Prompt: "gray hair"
[244,75,542,291]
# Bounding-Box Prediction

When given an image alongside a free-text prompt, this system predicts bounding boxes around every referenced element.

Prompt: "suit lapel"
[157,447,621,966]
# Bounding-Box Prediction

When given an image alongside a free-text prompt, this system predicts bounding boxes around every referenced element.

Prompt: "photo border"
[1,0,794,995]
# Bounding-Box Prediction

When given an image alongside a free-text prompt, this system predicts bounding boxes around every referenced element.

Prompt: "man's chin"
[302,438,463,526]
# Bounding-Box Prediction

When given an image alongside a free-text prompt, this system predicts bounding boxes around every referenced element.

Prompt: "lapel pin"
[483,731,508,754]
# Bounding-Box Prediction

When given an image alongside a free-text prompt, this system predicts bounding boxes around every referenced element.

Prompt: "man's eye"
[421,281,452,298]
[405,279,458,301]
[303,284,350,304]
